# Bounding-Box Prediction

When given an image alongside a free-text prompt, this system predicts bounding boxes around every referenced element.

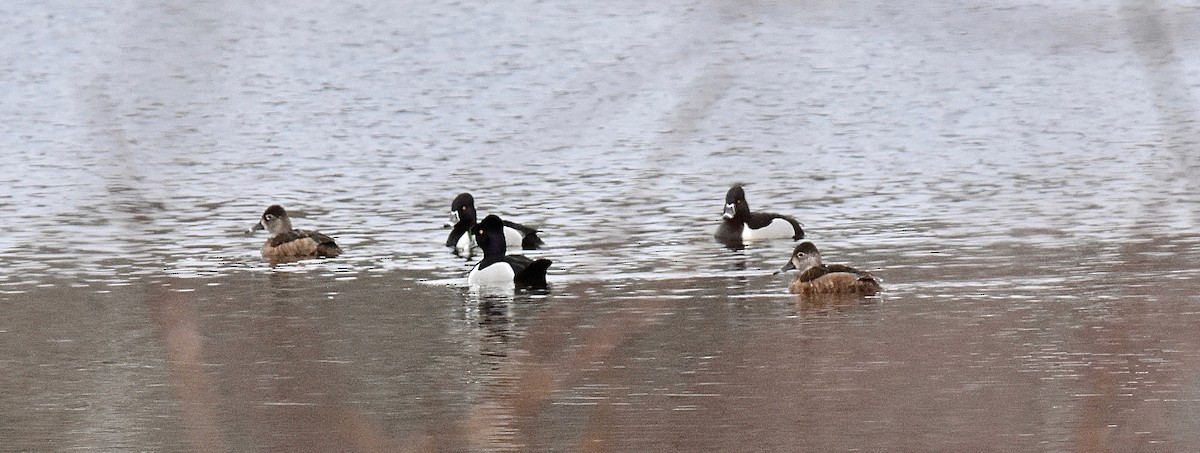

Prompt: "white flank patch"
[742,218,796,240]
[467,262,516,287]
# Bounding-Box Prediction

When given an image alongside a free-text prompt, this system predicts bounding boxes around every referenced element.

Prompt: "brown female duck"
[777,242,880,296]
[249,205,341,263]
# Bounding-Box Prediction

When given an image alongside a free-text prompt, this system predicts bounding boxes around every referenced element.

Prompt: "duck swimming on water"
[715,185,804,245]
[466,215,552,289]
[777,242,880,296]
[249,204,342,264]
[446,192,543,257]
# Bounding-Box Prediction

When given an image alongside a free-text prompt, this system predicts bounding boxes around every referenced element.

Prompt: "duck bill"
[721,203,736,220]
[773,260,797,275]
[446,211,460,227]
[246,221,265,234]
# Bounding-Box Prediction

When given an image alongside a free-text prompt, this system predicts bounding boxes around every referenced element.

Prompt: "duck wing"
[505,254,552,288]
[824,264,866,275]
[270,229,341,258]
[501,220,539,235]
[268,229,333,247]
[795,265,833,283]
[800,264,876,284]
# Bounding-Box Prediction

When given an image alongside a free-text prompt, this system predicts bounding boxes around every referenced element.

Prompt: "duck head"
[777,241,823,274]
[249,204,292,236]
[722,185,750,221]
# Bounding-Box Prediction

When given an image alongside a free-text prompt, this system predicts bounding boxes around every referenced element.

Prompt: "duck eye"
[265,214,275,221]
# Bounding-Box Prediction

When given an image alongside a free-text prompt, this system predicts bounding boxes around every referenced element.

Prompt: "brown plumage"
[778,242,881,296]
[250,205,341,264]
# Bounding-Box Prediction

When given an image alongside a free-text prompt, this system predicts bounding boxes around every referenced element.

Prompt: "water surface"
[2,0,1199,451]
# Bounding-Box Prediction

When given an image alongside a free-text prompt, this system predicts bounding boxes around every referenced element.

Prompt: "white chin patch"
[722,203,736,219]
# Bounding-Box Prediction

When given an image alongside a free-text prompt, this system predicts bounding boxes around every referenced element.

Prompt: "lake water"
[2,0,1200,451]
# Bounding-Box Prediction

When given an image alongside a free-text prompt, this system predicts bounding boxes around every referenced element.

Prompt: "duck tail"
[514,258,552,288]
[521,232,545,249]
[856,274,881,295]
[317,243,342,258]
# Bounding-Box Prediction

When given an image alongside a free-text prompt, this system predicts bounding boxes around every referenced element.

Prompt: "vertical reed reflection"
[1120,0,1200,180]
[146,282,224,451]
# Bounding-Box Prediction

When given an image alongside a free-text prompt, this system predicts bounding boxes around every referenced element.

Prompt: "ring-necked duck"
[714,185,804,244]
[248,205,342,263]
[446,192,543,257]
[467,215,552,288]
[776,242,880,296]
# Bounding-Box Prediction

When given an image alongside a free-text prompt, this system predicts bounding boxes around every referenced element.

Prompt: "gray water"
[3,0,1200,451]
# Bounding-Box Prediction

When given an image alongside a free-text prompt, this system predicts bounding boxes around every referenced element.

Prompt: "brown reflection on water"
[1069,235,1200,449]
[441,238,1200,451]
[4,234,1199,451]
[146,283,223,451]
[147,276,408,452]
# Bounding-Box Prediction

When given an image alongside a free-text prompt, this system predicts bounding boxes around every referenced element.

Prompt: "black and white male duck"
[714,185,804,245]
[445,192,543,257]
[776,242,880,296]
[467,215,552,288]
[249,204,342,263]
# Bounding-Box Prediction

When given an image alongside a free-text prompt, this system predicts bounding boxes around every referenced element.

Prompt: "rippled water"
[3,0,1200,451]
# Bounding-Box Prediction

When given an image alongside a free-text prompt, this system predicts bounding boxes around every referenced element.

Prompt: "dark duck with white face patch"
[467,215,552,289]
[714,185,804,246]
[446,192,543,257]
